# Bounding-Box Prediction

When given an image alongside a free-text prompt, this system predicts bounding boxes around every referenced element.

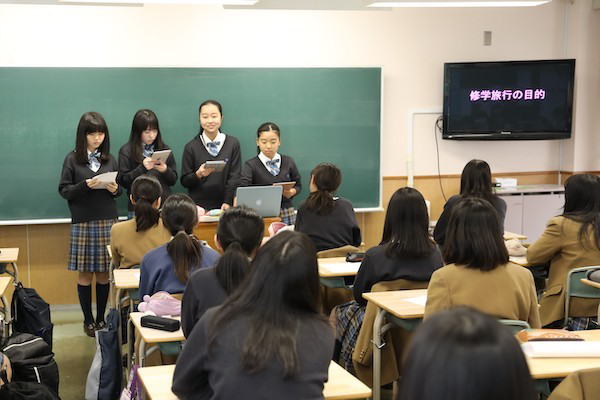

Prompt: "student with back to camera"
[117,109,177,219]
[58,111,121,337]
[181,205,264,337]
[295,163,361,252]
[398,307,536,400]
[425,197,541,328]
[527,173,600,330]
[110,175,171,269]
[138,193,220,299]
[334,187,443,370]
[172,231,334,400]
[433,159,506,247]
[181,100,241,211]
[237,122,302,225]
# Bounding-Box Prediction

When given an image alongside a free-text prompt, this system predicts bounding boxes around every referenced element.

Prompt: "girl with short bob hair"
[59,111,121,336]
[237,122,302,225]
[172,231,334,399]
[426,197,541,328]
[434,159,506,246]
[139,194,220,299]
[334,187,443,370]
[110,175,171,269]
[118,109,177,217]
[181,205,264,337]
[398,307,536,400]
[527,173,600,329]
[295,163,361,252]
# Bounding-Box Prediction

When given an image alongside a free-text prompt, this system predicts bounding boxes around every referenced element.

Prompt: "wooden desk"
[0,277,12,338]
[504,231,527,241]
[114,268,141,369]
[129,312,184,367]
[138,361,372,400]
[0,247,19,283]
[510,256,531,267]
[362,289,426,400]
[194,217,281,251]
[318,257,360,289]
[526,330,600,379]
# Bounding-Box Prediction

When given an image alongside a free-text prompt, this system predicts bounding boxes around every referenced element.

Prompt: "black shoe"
[83,322,96,337]
[95,321,106,330]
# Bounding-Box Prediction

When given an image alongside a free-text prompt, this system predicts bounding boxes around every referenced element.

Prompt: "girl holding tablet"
[117,109,177,218]
[181,100,241,211]
[58,111,121,337]
[238,122,302,225]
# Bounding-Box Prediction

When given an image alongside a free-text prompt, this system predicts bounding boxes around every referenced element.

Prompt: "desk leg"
[127,314,134,376]
[109,262,115,309]
[372,308,386,400]
[7,262,18,284]
[0,295,8,341]
[139,339,146,367]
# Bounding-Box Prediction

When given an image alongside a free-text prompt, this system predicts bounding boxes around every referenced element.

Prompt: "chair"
[564,266,600,327]
[499,319,530,335]
[318,245,360,314]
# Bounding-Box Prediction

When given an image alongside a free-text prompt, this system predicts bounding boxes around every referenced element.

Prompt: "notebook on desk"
[236,185,283,218]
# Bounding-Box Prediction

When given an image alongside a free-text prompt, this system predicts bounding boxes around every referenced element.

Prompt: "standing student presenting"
[117,109,177,218]
[58,111,121,337]
[238,122,302,225]
[181,100,241,211]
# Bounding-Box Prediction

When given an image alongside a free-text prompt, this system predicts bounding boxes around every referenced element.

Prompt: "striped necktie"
[88,151,101,172]
[143,144,154,158]
[206,141,220,157]
[266,159,280,176]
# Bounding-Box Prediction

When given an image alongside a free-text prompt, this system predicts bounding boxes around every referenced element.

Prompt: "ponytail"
[305,190,335,215]
[131,175,162,232]
[305,163,342,215]
[135,198,160,232]
[215,241,251,294]
[167,231,202,284]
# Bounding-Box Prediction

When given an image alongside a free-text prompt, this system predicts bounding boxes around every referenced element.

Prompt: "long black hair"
[398,307,535,400]
[381,187,435,259]
[305,163,342,215]
[74,111,111,165]
[214,206,264,294]
[562,173,600,250]
[460,159,496,203]
[162,194,202,284]
[131,175,162,232]
[128,109,167,164]
[208,231,325,378]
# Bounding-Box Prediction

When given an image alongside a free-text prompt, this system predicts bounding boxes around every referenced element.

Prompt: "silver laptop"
[235,185,283,217]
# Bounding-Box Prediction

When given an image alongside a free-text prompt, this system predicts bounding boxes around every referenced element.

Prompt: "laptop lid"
[235,185,283,218]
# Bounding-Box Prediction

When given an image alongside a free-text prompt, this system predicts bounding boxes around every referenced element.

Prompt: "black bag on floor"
[0,381,60,400]
[11,283,53,349]
[2,333,59,395]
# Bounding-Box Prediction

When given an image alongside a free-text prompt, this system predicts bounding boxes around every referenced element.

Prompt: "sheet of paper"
[522,341,600,358]
[133,271,140,281]
[92,171,118,189]
[404,295,427,307]
[510,256,528,265]
[150,150,171,163]
[322,262,360,274]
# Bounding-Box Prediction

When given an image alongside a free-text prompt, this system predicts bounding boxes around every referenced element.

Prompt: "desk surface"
[318,257,360,278]
[526,330,600,379]
[362,289,427,319]
[581,278,600,290]
[0,248,19,263]
[510,256,531,267]
[504,231,527,241]
[113,269,140,290]
[138,361,372,400]
[0,277,11,297]
[130,312,184,343]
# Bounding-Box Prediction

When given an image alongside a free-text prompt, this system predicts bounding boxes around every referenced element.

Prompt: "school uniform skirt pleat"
[68,219,117,272]
[335,300,366,371]
[280,207,296,225]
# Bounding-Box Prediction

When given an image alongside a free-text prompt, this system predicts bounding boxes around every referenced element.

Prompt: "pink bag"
[137,291,181,316]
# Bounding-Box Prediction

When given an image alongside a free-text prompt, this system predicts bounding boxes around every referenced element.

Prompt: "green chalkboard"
[0,68,381,221]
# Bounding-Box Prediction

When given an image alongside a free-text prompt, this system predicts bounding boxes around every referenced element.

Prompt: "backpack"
[2,333,59,395]
[11,283,53,349]
[0,381,60,400]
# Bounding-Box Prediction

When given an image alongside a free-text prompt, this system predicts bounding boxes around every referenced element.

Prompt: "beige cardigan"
[110,218,171,268]
[527,216,600,326]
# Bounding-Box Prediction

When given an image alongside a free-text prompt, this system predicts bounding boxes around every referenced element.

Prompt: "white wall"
[0,1,595,176]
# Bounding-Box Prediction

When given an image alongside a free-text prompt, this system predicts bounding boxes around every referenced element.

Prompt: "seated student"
[110,175,171,269]
[181,205,264,338]
[172,231,334,400]
[425,198,541,328]
[527,174,600,330]
[334,187,443,370]
[433,159,506,246]
[139,194,220,299]
[398,307,536,400]
[295,163,361,252]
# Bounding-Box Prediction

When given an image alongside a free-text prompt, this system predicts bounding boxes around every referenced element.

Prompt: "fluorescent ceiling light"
[59,0,258,4]
[366,0,550,7]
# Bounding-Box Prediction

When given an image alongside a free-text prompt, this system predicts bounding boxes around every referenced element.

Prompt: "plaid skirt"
[335,300,366,371]
[68,219,117,272]
[280,207,296,225]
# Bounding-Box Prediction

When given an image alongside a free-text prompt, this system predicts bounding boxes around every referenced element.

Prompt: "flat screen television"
[442,59,575,140]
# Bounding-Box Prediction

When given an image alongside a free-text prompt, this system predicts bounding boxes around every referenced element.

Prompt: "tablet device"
[273,181,296,191]
[236,186,283,218]
[150,150,171,163]
[205,160,227,172]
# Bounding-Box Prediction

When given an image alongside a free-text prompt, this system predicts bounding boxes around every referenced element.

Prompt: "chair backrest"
[499,319,530,335]
[564,266,600,325]
[317,245,360,258]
